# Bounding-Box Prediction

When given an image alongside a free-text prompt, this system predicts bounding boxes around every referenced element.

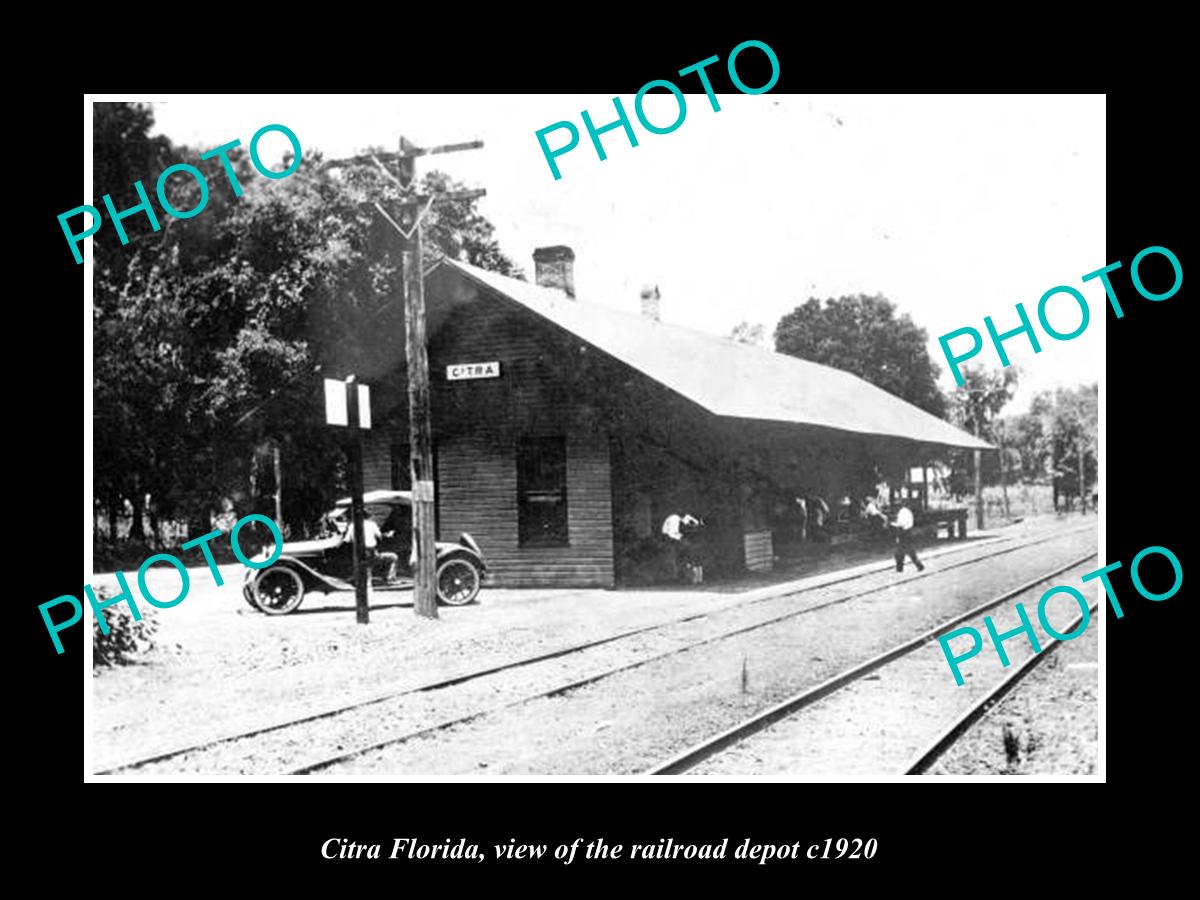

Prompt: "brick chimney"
[639,284,661,322]
[533,245,575,299]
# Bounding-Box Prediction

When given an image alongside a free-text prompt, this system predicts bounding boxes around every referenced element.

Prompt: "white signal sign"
[324,378,371,428]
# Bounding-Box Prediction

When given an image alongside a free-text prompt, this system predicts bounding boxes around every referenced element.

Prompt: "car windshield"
[324,504,408,536]
[321,511,349,538]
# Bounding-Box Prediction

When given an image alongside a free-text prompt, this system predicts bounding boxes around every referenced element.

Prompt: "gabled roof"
[434,258,991,451]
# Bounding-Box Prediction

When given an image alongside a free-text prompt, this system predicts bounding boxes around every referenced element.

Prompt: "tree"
[1031,383,1097,510]
[92,103,520,551]
[728,321,766,346]
[999,411,1051,482]
[93,102,209,544]
[947,365,1020,438]
[774,293,946,417]
[943,365,1019,498]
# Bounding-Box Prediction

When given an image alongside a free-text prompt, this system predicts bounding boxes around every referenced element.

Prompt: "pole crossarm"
[428,188,488,203]
[320,140,483,172]
[397,139,484,159]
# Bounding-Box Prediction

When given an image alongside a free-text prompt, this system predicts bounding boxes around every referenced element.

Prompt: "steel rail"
[642,552,1098,775]
[95,525,1092,775]
[288,545,1097,776]
[902,599,1099,775]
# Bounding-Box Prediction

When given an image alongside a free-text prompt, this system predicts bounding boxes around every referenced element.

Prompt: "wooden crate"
[744,530,774,572]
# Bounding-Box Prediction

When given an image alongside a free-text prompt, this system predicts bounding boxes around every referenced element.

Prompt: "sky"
[139,93,1105,414]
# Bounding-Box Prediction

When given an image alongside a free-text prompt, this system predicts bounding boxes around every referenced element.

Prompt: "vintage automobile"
[242,489,486,615]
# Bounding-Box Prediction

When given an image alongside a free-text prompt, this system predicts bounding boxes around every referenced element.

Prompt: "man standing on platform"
[892,501,925,573]
[661,512,700,582]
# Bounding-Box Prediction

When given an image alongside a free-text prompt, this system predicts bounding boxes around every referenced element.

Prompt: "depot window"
[517,436,569,547]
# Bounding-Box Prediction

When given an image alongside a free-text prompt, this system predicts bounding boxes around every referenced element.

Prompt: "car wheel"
[436,558,481,606]
[242,582,260,610]
[252,566,306,615]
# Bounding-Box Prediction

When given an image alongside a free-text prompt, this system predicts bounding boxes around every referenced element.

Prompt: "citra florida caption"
[938,544,1183,685]
[43,514,282,654]
[59,123,303,265]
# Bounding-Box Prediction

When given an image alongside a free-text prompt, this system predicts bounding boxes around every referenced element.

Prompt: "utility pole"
[323,135,485,620]
[1050,418,1059,513]
[998,420,1010,520]
[973,418,984,531]
[1077,428,1087,515]
[398,136,438,620]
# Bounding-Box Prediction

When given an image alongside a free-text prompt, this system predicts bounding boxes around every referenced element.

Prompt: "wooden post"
[1077,432,1086,515]
[998,421,1010,520]
[346,378,370,624]
[1050,418,1059,513]
[323,135,485,621]
[272,440,283,531]
[400,139,439,621]
[973,419,984,531]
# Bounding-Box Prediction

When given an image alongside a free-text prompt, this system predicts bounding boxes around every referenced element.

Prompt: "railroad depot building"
[355,246,989,589]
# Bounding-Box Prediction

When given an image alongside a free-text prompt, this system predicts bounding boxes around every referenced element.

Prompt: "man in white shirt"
[892,502,925,573]
[862,495,887,531]
[344,509,399,583]
[661,513,699,581]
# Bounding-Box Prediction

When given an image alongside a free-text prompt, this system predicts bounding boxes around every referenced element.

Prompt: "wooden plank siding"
[338,264,948,591]
[438,435,613,588]
[354,270,813,588]
[360,277,617,588]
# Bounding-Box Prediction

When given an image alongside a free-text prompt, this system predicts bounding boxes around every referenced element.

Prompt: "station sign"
[447,361,501,381]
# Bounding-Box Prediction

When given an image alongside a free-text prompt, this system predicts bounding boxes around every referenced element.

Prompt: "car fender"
[246,555,350,593]
[435,540,486,571]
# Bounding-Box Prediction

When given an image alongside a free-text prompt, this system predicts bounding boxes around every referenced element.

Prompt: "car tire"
[436,557,481,606]
[242,582,260,610]
[252,566,306,615]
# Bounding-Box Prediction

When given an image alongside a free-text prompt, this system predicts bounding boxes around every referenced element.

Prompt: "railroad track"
[96,524,1095,775]
[642,552,1098,775]
[902,598,1098,775]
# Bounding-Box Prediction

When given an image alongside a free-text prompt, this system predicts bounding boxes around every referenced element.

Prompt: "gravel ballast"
[326,529,1096,775]
[92,519,1095,775]
[928,613,1099,775]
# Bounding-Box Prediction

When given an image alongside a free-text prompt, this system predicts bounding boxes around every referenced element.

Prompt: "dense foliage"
[774,293,947,418]
[943,365,1020,497]
[944,366,1097,506]
[93,103,518,549]
[1002,383,1098,501]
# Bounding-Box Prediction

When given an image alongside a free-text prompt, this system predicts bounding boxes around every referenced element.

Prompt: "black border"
[24,23,1192,884]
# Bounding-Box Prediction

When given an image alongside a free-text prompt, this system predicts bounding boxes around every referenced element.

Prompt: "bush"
[92,590,158,672]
